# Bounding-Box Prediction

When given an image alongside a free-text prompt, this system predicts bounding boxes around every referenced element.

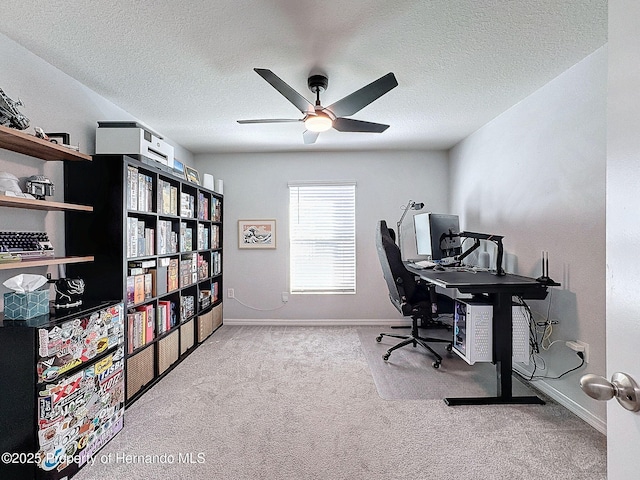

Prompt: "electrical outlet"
[566,340,590,363]
[227,288,234,299]
[281,292,289,303]
[576,340,590,364]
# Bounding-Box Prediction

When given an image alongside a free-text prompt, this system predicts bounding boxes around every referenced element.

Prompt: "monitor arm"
[455,231,505,276]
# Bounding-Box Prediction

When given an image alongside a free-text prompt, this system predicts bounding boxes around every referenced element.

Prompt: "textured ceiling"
[0,1,607,154]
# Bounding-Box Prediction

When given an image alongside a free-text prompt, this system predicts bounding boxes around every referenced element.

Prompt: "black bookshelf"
[64,155,223,405]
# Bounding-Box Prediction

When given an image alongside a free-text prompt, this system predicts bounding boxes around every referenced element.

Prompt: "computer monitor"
[413,212,462,261]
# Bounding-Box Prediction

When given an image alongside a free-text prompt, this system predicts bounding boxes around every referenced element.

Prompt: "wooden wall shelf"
[0,125,91,162]
[0,256,94,271]
[0,196,93,212]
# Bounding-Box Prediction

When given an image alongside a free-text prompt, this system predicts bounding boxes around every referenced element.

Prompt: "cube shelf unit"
[63,154,223,405]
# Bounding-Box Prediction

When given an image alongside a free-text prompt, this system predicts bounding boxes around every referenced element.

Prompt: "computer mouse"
[433,265,445,271]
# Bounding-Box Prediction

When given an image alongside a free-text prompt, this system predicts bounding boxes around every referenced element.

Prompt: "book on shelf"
[180,222,194,252]
[127,165,138,211]
[167,258,179,291]
[129,259,157,269]
[127,217,155,257]
[157,301,168,335]
[137,173,145,212]
[197,253,209,280]
[136,303,155,345]
[185,227,193,252]
[157,300,176,334]
[127,303,154,352]
[127,311,137,353]
[126,167,155,213]
[181,295,195,320]
[211,225,220,249]
[156,258,169,296]
[157,179,170,215]
[137,221,144,256]
[212,197,221,222]
[199,289,211,309]
[180,192,195,218]
[180,256,195,287]
[170,186,178,216]
[126,276,135,305]
[144,273,153,300]
[197,191,210,220]
[158,220,178,255]
[197,224,209,250]
[212,251,221,276]
[136,172,153,212]
[133,275,145,304]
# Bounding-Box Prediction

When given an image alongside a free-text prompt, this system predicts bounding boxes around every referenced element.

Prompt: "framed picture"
[45,132,70,145]
[238,220,276,249]
[184,165,200,185]
[173,159,186,179]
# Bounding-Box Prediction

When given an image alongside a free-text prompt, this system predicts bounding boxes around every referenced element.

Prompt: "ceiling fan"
[237,68,398,144]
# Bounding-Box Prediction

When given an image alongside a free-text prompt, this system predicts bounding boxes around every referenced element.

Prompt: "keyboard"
[0,231,55,259]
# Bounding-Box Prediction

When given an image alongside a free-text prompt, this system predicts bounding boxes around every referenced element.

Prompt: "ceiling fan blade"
[237,119,302,124]
[326,72,398,118]
[303,130,320,144]
[254,68,315,115]
[332,117,390,133]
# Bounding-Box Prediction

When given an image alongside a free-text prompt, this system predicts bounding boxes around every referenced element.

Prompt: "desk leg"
[444,292,545,406]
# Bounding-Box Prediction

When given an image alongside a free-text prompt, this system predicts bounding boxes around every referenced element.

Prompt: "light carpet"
[73,325,606,480]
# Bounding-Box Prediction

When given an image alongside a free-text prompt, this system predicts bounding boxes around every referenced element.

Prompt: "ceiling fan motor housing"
[308,74,328,93]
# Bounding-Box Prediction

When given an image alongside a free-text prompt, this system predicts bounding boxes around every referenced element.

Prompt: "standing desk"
[406,265,553,406]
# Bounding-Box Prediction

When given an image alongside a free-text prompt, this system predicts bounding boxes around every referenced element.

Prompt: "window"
[289,182,356,294]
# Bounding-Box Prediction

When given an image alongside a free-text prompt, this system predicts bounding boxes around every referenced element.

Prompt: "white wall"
[0,33,192,305]
[449,47,607,425]
[195,150,449,321]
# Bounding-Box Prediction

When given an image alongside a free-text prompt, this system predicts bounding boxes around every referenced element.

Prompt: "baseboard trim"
[513,364,607,435]
[224,318,408,327]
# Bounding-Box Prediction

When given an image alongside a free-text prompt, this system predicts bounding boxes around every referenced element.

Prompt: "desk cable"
[515,291,586,381]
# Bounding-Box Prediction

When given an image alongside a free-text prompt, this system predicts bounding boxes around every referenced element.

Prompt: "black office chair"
[375,220,453,368]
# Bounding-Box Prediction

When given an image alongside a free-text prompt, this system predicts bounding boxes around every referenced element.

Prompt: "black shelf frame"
[64,154,223,407]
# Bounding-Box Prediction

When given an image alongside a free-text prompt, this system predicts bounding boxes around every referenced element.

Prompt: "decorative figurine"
[25,175,55,200]
[52,278,85,309]
[33,126,50,140]
[0,87,30,130]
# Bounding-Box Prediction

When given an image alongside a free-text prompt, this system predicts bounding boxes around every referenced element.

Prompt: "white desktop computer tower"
[452,299,530,365]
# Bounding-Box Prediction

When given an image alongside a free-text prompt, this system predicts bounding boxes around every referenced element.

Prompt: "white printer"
[95,121,174,168]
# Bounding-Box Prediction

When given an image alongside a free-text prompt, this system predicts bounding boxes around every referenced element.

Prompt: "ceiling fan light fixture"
[304,114,333,132]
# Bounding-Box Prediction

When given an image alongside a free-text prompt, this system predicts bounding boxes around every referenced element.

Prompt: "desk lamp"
[397,200,424,258]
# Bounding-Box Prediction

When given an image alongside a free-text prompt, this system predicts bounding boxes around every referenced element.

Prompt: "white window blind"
[289,182,356,294]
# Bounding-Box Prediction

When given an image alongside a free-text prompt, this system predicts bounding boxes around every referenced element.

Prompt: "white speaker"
[215,179,223,195]
[203,173,214,190]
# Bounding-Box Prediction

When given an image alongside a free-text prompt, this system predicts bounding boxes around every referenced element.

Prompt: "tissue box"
[3,290,50,320]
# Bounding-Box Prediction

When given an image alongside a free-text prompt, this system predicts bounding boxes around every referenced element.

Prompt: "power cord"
[514,292,586,381]
[230,295,287,312]
[516,351,585,381]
